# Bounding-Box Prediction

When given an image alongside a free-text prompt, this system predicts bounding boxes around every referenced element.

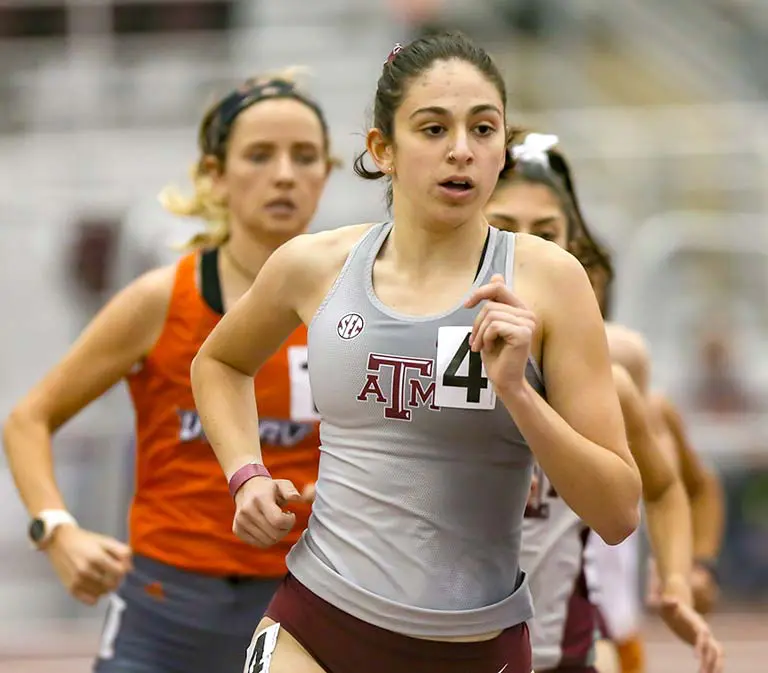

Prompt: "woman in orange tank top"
[2,69,336,672]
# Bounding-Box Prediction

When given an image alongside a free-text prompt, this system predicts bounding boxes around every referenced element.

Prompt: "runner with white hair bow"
[511,133,559,165]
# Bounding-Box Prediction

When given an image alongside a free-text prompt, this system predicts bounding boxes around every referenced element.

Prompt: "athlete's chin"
[249,216,309,242]
[424,199,479,227]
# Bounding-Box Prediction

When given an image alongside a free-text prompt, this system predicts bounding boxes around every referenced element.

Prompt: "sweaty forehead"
[230,98,325,146]
[402,59,503,114]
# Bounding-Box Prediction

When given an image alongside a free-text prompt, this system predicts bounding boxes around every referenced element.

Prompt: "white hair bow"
[511,133,559,166]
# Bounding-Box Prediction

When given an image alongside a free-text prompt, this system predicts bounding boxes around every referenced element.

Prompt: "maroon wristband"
[228,463,271,498]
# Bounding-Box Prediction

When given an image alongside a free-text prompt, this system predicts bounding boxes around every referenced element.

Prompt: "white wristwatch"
[28,509,78,550]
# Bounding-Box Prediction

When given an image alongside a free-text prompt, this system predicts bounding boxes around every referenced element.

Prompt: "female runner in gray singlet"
[191,32,644,673]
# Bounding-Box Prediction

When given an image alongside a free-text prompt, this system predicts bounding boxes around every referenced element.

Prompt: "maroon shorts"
[265,573,532,673]
[541,667,598,673]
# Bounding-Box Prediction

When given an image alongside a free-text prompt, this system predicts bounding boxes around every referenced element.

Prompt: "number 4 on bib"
[435,326,496,410]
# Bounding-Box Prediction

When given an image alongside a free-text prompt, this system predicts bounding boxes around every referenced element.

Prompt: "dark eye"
[249,151,270,163]
[474,124,495,136]
[537,232,557,242]
[422,125,445,137]
[294,151,320,165]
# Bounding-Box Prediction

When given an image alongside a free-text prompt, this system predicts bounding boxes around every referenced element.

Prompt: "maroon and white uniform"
[520,464,599,671]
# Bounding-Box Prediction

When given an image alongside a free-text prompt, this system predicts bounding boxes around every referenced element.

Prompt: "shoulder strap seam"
[309,223,385,331]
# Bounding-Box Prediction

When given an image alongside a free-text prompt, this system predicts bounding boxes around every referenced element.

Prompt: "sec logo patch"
[337,313,365,340]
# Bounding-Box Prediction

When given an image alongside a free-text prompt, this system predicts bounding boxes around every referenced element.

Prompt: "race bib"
[434,326,496,410]
[244,622,280,673]
[287,346,320,422]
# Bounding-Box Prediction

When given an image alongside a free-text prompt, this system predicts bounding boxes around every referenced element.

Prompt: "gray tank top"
[286,221,545,637]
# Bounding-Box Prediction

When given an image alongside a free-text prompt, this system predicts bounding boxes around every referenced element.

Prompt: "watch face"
[28,518,46,543]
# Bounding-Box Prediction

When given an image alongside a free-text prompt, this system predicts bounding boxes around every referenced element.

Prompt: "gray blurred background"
[0,0,766,670]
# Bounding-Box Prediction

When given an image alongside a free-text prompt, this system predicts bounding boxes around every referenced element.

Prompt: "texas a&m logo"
[357,354,439,421]
[357,330,495,421]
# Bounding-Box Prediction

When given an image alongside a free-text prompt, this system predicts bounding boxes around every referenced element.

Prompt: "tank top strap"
[174,251,197,290]
[477,228,515,288]
[357,220,392,284]
[502,231,517,290]
[494,230,543,384]
[168,252,205,315]
[473,225,499,283]
[310,222,389,330]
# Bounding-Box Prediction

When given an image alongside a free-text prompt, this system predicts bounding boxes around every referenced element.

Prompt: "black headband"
[203,78,329,156]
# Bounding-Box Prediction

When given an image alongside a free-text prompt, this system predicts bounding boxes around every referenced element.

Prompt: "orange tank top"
[126,252,319,577]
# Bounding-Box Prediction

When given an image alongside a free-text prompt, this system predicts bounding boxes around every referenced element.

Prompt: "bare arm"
[500,241,641,545]
[190,237,309,480]
[2,267,173,517]
[614,366,692,591]
[657,395,725,562]
[630,387,724,663]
